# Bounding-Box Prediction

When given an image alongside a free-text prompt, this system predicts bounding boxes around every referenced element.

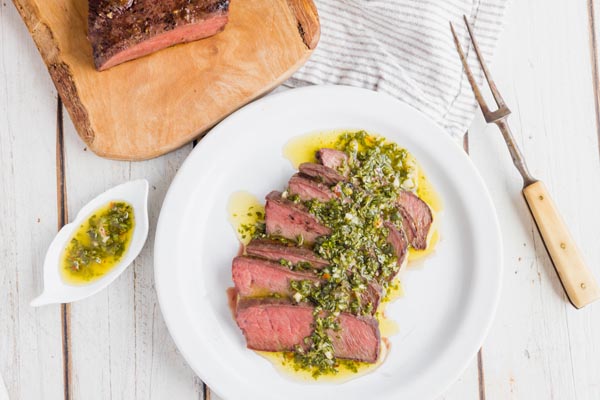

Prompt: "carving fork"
[450,16,600,308]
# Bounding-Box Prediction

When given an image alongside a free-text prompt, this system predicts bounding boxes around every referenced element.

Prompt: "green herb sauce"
[61,201,134,284]
[248,131,422,377]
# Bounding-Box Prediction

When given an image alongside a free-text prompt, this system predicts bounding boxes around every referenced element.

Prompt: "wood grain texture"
[4,0,600,398]
[56,100,72,400]
[11,0,320,161]
[0,3,64,398]
[60,115,203,399]
[589,0,600,143]
[285,0,320,49]
[468,0,600,399]
[523,181,600,308]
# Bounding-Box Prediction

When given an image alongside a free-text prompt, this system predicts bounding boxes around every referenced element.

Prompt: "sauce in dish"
[61,201,135,284]
[227,131,441,380]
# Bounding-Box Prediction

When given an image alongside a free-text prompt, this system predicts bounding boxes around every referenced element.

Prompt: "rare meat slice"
[265,191,331,245]
[316,148,348,171]
[288,174,336,202]
[397,191,433,250]
[245,239,329,269]
[235,298,381,363]
[363,281,384,312]
[88,0,230,71]
[232,256,382,313]
[385,222,408,279]
[299,162,347,185]
[232,256,319,298]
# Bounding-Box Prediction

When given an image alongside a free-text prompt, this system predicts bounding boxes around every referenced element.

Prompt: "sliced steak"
[316,148,348,171]
[363,281,384,312]
[232,256,319,298]
[88,0,230,71]
[233,256,381,313]
[235,298,381,363]
[245,239,329,269]
[265,191,331,245]
[288,174,336,202]
[299,162,347,185]
[397,190,433,250]
[385,222,409,279]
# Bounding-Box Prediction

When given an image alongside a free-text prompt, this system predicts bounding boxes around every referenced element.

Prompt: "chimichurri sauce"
[248,131,430,378]
[61,201,134,284]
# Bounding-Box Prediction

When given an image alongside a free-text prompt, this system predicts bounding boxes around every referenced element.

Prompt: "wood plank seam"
[192,138,211,400]
[563,316,579,400]
[56,97,72,400]
[11,0,94,144]
[464,131,487,400]
[477,349,486,400]
[587,0,600,149]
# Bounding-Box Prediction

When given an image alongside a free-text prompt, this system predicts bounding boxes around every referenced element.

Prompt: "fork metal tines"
[450,15,536,186]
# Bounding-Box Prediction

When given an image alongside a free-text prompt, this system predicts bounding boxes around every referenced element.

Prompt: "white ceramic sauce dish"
[31,179,149,306]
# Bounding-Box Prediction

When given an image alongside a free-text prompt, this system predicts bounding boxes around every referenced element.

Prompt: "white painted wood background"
[1,0,600,399]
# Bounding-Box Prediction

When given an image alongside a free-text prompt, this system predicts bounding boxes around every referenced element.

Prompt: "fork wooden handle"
[523,181,600,308]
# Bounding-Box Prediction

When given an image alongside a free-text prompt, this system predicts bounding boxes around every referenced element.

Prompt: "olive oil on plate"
[227,191,265,245]
[256,343,389,383]
[60,201,135,285]
[228,131,441,382]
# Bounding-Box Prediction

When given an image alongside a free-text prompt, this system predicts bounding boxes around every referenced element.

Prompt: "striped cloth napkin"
[286,0,510,139]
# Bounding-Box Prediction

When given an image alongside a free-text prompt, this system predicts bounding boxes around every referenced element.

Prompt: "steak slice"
[385,222,409,279]
[232,256,382,313]
[232,256,319,298]
[288,174,336,202]
[88,0,230,71]
[397,190,433,250]
[265,191,331,245]
[363,281,384,312]
[245,239,329,269]
[235,298,381,363]
[316,148,348,171]
[299,162,347,185]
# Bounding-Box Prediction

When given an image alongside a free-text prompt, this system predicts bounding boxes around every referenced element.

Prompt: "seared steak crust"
[232,256,320,298]
[232,256,382,314]
[235,298,381,363]
[288,173,336,202]
[245,239,329,269]
[299,162,347,185]
[316,148,348,171]
[89,0,230,70]
[265,191,331,245]
[397,190,433,250]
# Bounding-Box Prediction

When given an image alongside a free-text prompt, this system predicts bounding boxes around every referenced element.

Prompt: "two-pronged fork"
[450,16,600,308]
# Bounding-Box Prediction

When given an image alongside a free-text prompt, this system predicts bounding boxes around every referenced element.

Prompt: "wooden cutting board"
[12,0,320,160]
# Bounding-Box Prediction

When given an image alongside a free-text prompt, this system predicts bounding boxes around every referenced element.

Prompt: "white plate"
[154,86,502,400]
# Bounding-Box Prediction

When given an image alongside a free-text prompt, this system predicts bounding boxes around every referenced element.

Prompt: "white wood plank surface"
[0,3,65,399]
[591,0,600,141]
[468,1,600,399]
[2,0,600,399]
[438,360,480,400]
[61,115,204,399]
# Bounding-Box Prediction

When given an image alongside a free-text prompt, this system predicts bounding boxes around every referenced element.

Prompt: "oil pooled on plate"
[227,130,442,382]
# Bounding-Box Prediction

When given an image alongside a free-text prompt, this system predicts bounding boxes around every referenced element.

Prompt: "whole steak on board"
[88,0,230,70]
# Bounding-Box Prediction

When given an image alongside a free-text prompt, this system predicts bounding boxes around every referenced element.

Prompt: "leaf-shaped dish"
[31,179,149,306]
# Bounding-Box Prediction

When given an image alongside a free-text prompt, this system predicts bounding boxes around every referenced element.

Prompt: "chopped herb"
[62,201,134,283]
[248,131,418,377]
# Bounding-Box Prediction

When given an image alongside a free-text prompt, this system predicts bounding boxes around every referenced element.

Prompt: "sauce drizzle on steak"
[229,131,438,377]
